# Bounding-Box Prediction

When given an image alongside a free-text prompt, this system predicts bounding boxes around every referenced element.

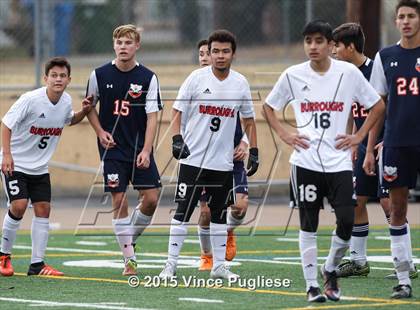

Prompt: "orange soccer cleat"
[28,263,64,276]
[0,254,14,276]
[198,254,213,271]
[225,230,237,261]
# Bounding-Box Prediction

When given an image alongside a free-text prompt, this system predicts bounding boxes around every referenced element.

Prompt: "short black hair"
[302,20,333,42]
[396,0,420,15]
[333,23,365,53]
[45,57,71,76]
[197,39,208,50]
[208,29,237,54]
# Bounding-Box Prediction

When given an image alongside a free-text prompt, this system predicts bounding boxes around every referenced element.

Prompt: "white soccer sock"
[197,225,212,255]
[167,218,188,266]
[227,209,244,232]
[31,217,49,264]
[112,217,135,260]
[350,223,369,266]
[1,212,21,254]
[210,222,227,269]
[299,230,319,291]
[406,223,415,270]
[390,224,411,286]
[325,232,350,273]
[130,208,152,244]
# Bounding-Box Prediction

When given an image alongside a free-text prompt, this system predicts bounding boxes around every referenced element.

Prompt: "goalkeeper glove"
[246,147,259,176]
[172,134,190,160]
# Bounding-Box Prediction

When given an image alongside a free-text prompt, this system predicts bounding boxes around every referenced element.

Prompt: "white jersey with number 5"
[0,87,74,175]
[173,66,255,171]
[266,58,380,173]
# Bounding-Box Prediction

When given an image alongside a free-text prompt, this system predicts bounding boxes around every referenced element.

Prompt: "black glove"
[172,134,190,160]
[246,147,259,176]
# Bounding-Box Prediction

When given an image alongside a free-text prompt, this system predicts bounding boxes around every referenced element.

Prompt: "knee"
[210,205,227,224]
[336,216,354,241]
[33,202,51,218]
[10,200,28,218]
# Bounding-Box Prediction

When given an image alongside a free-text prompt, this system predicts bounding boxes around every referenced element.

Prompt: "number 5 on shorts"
[8,180,20,196]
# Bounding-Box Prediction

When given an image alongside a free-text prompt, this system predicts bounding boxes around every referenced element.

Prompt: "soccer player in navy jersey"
[369,0,420,299]
[193,39,250,271]
[332,23,390,277]
[86,25,163,276]
[333,22,417,281]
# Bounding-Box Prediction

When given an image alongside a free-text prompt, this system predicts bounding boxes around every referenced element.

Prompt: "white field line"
[178,298,224,303]
[76,241,108,246]
[275,238,299,242]
[0,297,156,310]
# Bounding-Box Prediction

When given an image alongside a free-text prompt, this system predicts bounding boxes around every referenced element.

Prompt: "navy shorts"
[103,157,161,192]
[199,161,248,202]
[354,144,388,198]
[382,146,420,189]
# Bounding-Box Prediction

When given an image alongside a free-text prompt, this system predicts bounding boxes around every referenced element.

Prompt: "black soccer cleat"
[391,284,412,299]
[307,286,327,302]
[321,265,341,301]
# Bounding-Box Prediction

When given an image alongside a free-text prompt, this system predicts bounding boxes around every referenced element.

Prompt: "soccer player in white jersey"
[369,0,420,299]
[193,39,250,271]
[0,57,93,277]
[160,29,259,280]
[263,20,385,302]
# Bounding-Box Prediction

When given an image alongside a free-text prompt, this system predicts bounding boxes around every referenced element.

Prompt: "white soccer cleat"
[159,261,177,279]
[210,264,239,281]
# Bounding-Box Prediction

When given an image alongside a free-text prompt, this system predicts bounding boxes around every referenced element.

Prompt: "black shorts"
[354,144,389,198]
[199,161,248,202]
[103,157,161,192]
[1,171,51,204]
[382,146,420,189]
[289,165,354,209]
[176,164,233,211]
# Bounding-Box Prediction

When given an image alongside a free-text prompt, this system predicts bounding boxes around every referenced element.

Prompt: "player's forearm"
[70,110,87,126]
[86,108,104,136]
[243,118,257,148]
[263,103,289,142]
[1,124,12,154]
[355,99,385,144]
[366,115,384,153]
[143,112,157,153]
[171,109,182,136]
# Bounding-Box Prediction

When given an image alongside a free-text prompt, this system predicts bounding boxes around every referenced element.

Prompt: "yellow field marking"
[13,272,420,307]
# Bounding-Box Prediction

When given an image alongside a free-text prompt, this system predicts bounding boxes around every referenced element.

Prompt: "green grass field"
[1,227,419,310]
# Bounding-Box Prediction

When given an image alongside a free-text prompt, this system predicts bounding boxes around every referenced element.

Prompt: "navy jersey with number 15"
[87,61,163,162]
[370,45,420,147]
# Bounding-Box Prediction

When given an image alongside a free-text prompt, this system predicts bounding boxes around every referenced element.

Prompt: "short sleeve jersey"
[370,44,420,147]
[173,66,255,171]
[352,58,384,146]
[0,87,74,174]
[87,61,163,162]
[266,58,380,173]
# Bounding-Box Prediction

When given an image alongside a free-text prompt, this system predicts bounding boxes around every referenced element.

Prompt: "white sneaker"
[159,261,177,279]
[210,264,239,280]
